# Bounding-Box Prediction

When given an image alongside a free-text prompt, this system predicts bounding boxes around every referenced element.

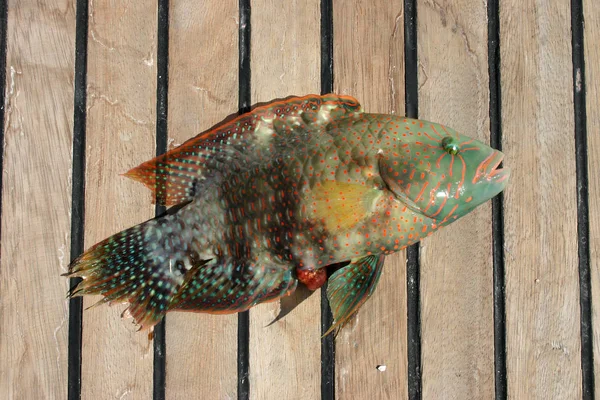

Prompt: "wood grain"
[0,0,74,398]
[248,1,321,399]
[584,0,600,396]
[417,0,494,397]
[333,2,408,398]
[80,1,157,398]
[165,2,239,398]
[501,0,581,398]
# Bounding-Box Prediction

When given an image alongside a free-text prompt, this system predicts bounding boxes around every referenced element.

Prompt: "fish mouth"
[475,151,510,203]
[485,152,510,186]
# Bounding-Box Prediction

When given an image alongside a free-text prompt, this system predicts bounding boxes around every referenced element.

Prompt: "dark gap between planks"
[487,0,508,399]
[571,0,595,398]
[0,0,8,240]
[68,1,89,399]
[320,1,336,400]
[238,1,251,400]
[404,1,422,399]
[153,0,169,399]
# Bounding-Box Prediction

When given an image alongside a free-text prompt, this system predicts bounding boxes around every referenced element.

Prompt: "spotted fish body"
[66,94,510,332]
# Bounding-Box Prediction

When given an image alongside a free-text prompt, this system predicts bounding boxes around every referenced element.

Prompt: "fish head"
[379,122,510,222]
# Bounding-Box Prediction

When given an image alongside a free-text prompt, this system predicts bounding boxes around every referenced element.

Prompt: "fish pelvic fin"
[64,211,202,330]
[124,94,362,207]
[324,254,385,336]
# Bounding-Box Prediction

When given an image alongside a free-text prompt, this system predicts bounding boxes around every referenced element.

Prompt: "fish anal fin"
[170,260,297,314]
[324,254,385,336]
[125,94,362,207]
[312,180,375,232]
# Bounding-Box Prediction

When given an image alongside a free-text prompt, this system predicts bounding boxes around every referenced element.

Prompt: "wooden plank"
[165,2,239,398]
[248,1,321,398]
[501,0,581,397]
[584,0,600,396]
[417,1,494,397]
[333,2,408,398]
[80,2,156,398]
[0,1,74,398]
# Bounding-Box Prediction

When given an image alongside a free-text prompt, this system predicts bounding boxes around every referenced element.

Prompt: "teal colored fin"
[324,254,385,336]
[169,261,297,314]
[64,210,202,330]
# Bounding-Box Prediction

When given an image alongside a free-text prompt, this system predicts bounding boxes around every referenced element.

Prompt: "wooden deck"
[0,1,597,399]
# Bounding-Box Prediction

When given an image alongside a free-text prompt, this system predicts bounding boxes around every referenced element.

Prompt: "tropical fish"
[65,94,510,334]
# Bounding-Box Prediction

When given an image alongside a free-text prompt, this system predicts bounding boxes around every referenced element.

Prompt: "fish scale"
[65,94,509,333]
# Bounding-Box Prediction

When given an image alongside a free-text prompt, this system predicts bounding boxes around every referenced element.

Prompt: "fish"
[64,94,510,334]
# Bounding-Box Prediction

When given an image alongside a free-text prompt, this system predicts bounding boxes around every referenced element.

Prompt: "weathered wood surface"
[418,0,494,398]
[584,0,600,396]
[333,1,409,398]
[0,0,74,398]
[165,2,239,399]
[0,1,595,399]
[501,0,581,398]
[248,2,322,399]
[81,1,157,398]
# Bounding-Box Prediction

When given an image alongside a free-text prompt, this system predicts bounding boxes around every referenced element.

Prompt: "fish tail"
[65,212,199,329]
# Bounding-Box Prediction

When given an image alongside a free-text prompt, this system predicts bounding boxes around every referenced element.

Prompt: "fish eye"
[441,136,460,155]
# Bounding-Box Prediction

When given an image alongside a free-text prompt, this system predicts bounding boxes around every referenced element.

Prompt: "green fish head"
[380,122,510,222]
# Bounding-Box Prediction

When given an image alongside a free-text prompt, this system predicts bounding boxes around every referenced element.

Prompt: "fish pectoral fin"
[324,254,386,336]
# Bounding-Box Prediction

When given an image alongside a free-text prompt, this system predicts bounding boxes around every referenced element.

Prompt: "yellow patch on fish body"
[310,180,382,233]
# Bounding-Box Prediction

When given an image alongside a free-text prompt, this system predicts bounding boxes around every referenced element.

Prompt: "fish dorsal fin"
[125,94,362,207]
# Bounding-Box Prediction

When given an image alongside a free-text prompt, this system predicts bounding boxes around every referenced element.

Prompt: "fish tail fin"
[64,212,200,330]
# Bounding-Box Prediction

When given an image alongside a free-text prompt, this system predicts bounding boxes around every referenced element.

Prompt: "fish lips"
[477,151,511,200]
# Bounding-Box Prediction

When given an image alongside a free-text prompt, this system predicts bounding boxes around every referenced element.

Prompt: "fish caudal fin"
[324,254,385,336]
[65,212,199,330]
